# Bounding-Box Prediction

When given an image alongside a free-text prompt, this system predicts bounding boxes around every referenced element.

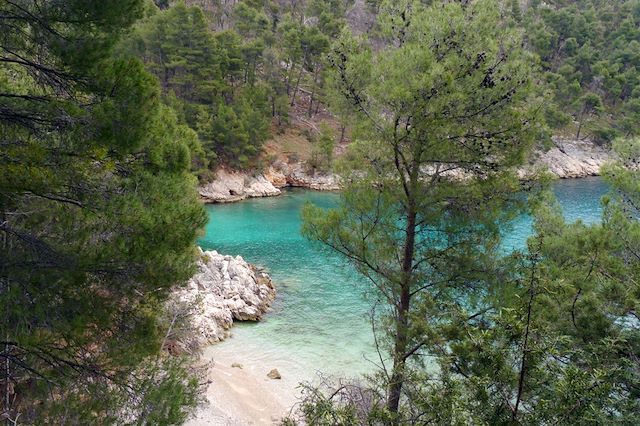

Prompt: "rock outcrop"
[271,162,341,191]
[263,166,288,188]
[171,249,276,345]
[532,137,612,178]
[267,369,282,380]
[199,163,340,204]
[199,169,281,203]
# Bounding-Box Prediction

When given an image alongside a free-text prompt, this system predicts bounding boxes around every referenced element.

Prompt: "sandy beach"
[186,344,305,426]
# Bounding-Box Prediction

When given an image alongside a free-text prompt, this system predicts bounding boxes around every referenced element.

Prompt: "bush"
[301,128,317,143]
[281,378,385,425]
[591,125,619,146]
[308,123,335,172]
[544,103,572,129]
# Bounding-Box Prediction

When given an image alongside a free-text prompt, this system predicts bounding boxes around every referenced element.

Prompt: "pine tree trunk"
[386,203,417,417]
[285,62,294,96]
[291,70,303,106]
[308,81,316,117]
[576,107,586,140]
[291,55,306,106]
[2,208,11,425]
[308,66,320,117]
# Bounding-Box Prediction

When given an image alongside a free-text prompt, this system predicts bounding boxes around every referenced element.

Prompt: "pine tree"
[122,2,272,170]
[302,0,540,420]
[0,1,207,422]
[417,138,640,424]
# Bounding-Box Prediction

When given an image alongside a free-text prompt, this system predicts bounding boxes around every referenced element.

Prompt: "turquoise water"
[198,177,608,379]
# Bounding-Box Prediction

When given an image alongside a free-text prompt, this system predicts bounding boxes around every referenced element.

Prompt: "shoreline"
[200,170,606,205]
[188,171,610,424]
[186,346,300,426]
[186,322,363,426]
[187,329,376,426]
[200,138,612,204]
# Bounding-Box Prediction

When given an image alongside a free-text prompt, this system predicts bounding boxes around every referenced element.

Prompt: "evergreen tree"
[303,0,540,420]
[524,0,640,142]
[0,0,206,423]
[309,123,336,171]
[408,138,640,424]
[122,2,272,171]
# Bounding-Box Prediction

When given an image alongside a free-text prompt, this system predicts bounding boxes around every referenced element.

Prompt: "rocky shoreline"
[532,137,611,179]
[199,138,613,204]
[171,250,294,425]
[169,248,275,347]
[198,162,340,204]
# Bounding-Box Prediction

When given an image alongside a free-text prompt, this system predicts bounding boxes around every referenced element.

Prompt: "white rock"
[531,137,613,178]
[198,162,341,204]
[280,163,341,191]
[199,169,281,203]
[170,249,276,344]
[198,138,613,205]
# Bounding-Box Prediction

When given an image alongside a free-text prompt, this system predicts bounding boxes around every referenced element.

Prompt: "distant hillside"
[133,0,640,179]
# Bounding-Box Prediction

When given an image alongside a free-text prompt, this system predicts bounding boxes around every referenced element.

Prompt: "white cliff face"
[198,163,341,203]
[274,162,341,191]
[199,169,281,203]
[533,137,612,178]
[171,249,276,345]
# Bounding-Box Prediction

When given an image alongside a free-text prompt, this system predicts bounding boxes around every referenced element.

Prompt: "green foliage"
[118,0,361,174]
[309,124,336,172]
[407,139,640,424]
[119,0,640,173]
[0,0,206,423]
[303,0,540,420]
[294,126,640,426]
[575,92,605,139]
[120,2,272,170]
[544,102,572,129]
[524,0,640,141]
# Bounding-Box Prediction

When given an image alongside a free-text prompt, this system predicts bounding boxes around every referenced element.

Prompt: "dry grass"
[257,67,356,166]
[263,126,315,162]
[262,90,352,164]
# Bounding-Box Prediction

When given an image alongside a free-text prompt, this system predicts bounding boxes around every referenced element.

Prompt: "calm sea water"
[198,177,608,380]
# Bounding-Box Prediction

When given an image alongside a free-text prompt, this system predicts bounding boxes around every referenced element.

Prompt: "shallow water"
[198,177,608,381]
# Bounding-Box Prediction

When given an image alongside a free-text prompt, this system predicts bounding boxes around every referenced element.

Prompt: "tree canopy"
[0,0,206,423]
[292,1,640,424]
[522,0,640,143]
[2,0,639,424]
[302,0,541,420]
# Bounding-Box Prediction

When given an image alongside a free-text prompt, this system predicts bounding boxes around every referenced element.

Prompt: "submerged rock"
[170,248,276,345]
[267,369,282,380]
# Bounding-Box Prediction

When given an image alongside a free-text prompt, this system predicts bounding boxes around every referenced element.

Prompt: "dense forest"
[1,0,639,424]
[115,0,640,176]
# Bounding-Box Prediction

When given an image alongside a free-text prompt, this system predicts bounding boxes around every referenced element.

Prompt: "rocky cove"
[187,138,614,346]
[186,138,614,425]
[198,138,613,203]
[198,162,341,204]
[186,180,610,425]
[169,248,276,347]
